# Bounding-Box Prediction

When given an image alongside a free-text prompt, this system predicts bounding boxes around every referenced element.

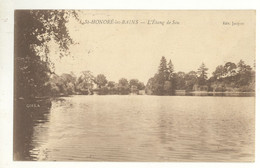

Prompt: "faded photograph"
[14,10,255,161]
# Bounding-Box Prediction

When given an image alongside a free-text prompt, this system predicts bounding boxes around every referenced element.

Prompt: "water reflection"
[14,95,255,161]
[176,92,255,97]
[13,98,52,160]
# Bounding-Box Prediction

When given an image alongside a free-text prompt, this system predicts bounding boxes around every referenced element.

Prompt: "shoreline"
[188,91,255,94]
[15,91,255,100]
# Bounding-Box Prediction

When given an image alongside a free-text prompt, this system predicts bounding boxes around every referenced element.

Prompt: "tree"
[158,56,168,80]
[224,62,237,77]
[212,65,226,79]
[145,77,154,95]
[237,60,252,74]
[197,63,208,85]
[119,78,129,87]
[95,74,108,88]
[167,59,176,94]
[176,71,186,90]
[106,81,118,94]
[167,59,174,79]
[118,78,130,94]
[184,71,197,91]
[48,74,63,96]
[158,56,167,73]
[137,82,145,90]
[76,71,95,94]
[163,81,173,95]
[129,79,139,87]
[145,73,165,95]
[236,60,253,86]
[14,10,77,99]
[60,73,77,94]
[146,57,176,95]
[156,56,169,94]
[129,79,139,94]
[129,79,145,94]
[107,81,116,88]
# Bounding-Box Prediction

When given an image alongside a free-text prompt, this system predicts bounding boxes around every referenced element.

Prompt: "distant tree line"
[14,10,255,99]
[146,56,255,95]
[17,55,255,98]
[46,71,145,96]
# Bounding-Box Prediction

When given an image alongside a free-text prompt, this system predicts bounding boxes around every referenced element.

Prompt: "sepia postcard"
[13,10,255,162]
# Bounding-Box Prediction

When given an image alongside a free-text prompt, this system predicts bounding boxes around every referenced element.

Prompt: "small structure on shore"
[193,84,208,92]
[175,90,186,96]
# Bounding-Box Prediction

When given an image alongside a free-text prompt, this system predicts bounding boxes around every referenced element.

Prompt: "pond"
[14,95,255,161]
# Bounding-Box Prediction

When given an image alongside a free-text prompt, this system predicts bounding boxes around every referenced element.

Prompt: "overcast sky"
[50,10,255,83]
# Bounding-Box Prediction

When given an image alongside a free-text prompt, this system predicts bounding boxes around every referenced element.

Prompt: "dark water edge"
[13,98,52,160]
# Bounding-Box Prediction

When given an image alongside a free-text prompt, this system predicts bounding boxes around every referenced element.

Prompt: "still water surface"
[21,95,255,161]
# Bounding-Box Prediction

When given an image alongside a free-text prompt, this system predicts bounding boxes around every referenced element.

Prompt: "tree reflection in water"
[14,98,51,160]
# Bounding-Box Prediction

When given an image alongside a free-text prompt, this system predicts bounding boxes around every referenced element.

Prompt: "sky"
[50,10,255,83]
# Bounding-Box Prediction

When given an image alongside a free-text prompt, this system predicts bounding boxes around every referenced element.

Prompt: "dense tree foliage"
[95,74,108,88]
[197,63,208,85]
[47,72,76,96]
[75,71,95,95]
[210,60,255,92]
[146,57,176,95]
[15,10,78,99]
[184,71,197,91]
[117,78,129,95]
[47,72,146,96]
[146,57,255,94]
[212,65,225,79]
